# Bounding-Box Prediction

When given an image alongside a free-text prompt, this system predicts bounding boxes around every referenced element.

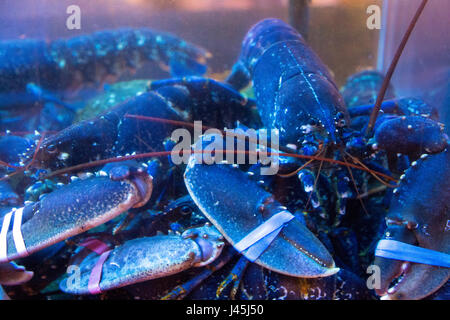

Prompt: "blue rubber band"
[234,211,294,262]
[375,239,450,268]
[241,226,283,262]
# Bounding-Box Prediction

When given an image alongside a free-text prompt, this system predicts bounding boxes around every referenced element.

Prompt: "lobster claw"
[0,285,9,300]
[374,149,450,300]
[184,157,338,278]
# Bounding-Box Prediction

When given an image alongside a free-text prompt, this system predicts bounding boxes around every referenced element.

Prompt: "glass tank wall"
[378,0,450,130]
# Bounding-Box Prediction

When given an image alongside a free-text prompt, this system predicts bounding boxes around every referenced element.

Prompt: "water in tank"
[0,0,448,301]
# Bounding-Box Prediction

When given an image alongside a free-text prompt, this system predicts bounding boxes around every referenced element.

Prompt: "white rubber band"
[12,207,27,258]
[375,239,450,268]
[234,210,295,261]
[241,225,283,262]
[0,211,13,262]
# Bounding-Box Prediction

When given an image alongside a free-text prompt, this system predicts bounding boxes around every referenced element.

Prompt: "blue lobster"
[0,28,210,132]
[183,18,449,299]
[1,16,448,300]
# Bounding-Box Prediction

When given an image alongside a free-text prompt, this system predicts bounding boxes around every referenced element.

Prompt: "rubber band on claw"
[88,250,112,295]
[234,211,295,262]
[0,208,28,262]
[375,239,450,268]
[78,238,111,255]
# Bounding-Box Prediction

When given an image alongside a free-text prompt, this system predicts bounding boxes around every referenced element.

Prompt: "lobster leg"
[60,224,225,295]
[333,168,356,225]
[297,169,321,210]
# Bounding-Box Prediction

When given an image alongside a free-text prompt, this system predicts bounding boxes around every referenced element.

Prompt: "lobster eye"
[46,144,57,154]
[180,205,192,215]
[335,112,347,127]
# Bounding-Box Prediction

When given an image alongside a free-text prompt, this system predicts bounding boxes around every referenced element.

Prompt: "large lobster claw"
[0,164,152,263]
[184,157,338,278]
[374,149,450,300]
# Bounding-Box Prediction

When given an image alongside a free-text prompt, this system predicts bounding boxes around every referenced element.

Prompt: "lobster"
[0,28,210,132]
[344,89,449,299]
[185,16,449,300]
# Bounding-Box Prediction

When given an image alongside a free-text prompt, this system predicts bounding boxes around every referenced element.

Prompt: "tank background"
[0,0,380,86]
[378,0,450,133]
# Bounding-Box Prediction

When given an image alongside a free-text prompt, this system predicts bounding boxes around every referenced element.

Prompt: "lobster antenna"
[42,149,397,183]
[125,114,295,153]
[366,0,428,137]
